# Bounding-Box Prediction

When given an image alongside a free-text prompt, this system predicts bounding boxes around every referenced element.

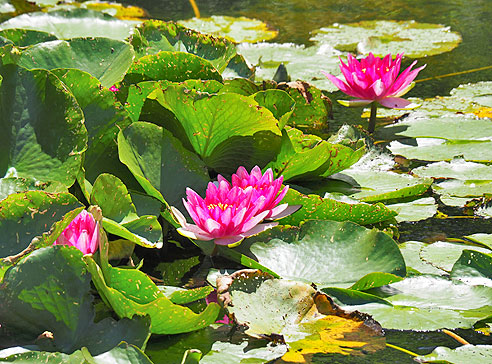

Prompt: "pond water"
[120,0,492,99]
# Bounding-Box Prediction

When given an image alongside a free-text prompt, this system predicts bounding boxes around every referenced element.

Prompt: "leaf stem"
[368,102,377,134]
[442,329,470,345]
[189,0,201,18]
[386,343,419,357]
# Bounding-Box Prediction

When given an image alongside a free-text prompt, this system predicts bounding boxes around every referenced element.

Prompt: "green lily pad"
[84,256,220,335]
[0,191,82,258]
[244,220,405,288]
[145,324,287,364]
[0,245,151,354]
[0,28,57,46]
[178,16,277,43]
[156,256,201,286]
[151,83,282,173]
[50,68,132,182]
[310,20,461,58]
[266,128,364,182]
[90,173,163,249]
[451,250,492,288]
[415,345,492,363]
[398,241,447,276]
[420,241,491,272]
[0,177,67,201]
[413,159,492,180]
[0,342,153,363]
[0,8,138,40]
[328,170,433,203]
[464,234,492,250]
[217,270,385,361]
[236,42,341,92]
[17,37,134,88]
[346,275,492,330]
[450,81,492,107]
[0,66,87,187]
[118,121,210,206]
[280,188,397,226]
[250,89,295,129]
[381,115,492,141]
[433,179,492,198]
[386,197,437,222]
[389,138,492,162]
[132,19,237,73]
[124,51,222,85]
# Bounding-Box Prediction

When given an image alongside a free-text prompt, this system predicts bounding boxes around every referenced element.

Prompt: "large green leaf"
[451,250,492,287]
[0,66,87,186]
[90,174,162,249]
[0,177,67,201]
[266,128,365,182]
[242,220,405,288]
[0,191,82,258]
[0,9,138,40]
[124,51,222,85]
[279,188,397,226]
[132,20,237,73]
[118,121,209,207]
[310,20,461,58]
[0,28,56,47]
[250,89,295,129]
[84,256,220,335]
[151,84,282,173]
[0,246,151,354]
[17,37,134,88]
[51,68,132,182]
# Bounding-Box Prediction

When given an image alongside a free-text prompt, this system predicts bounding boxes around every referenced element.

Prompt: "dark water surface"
[121,0,492,99]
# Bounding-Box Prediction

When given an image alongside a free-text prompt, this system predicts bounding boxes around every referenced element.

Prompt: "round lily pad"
[236,42,341,91]
[386,197,437,222]
[416,345,492,363]
[178,15,277,43]
[310,20,461,58]
[0,8,139,40]
[413,159,492,180]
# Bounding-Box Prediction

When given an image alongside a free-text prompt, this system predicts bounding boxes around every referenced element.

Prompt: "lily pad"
[386,197,437,222]
[0,66,87,187]
[145,324,287,364]
[132,19,237,73]
[178,16,277,43]
[0,245,150,354]
[451,250,492,288]
[84,256,220,335]
[236,42,341,91]
[327,170,433,203]
[420,241,491,272]
[398,241,447,276]
[217,270,384,362]
[415,345,492,363]
[280,188,397,226]
[464,234,492,250]
[413,159,492,180]
[310,20,461,58]
[0,8,139,40]
[0,28,57,46]
[389,138,492,162]
[244,220,405,288]
[17,37,134,89]
[151,83,282,173]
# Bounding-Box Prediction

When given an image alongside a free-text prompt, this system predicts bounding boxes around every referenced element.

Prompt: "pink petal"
[267,204,302,220]
[177,227,213,241]
[378,97,415,109]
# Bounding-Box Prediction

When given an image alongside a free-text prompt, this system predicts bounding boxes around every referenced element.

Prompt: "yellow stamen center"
[208,203,229,210]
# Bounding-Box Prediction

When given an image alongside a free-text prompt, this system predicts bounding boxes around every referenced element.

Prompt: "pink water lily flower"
[54,210,100,255]
[224,166,300,220]
[172,166,298,246]
[322,52,426,109]
[109,85,119,92]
